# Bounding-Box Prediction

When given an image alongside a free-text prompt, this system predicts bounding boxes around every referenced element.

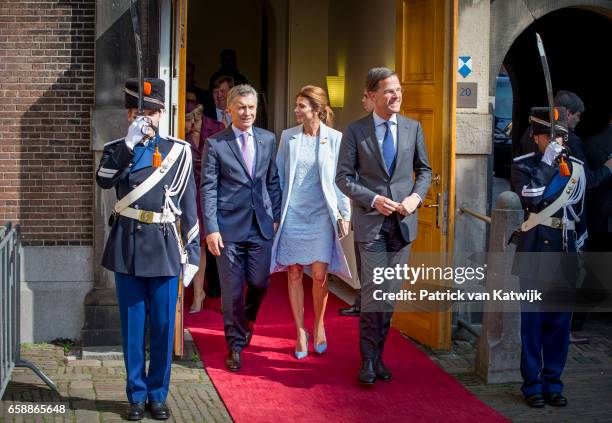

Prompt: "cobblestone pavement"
[3,314,611,422]
[1,338,232,422]
[427,313,612,423]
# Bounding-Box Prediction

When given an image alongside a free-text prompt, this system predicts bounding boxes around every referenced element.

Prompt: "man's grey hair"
[227,84,258,108]
[554,90,585,114]
[366,67,397,92]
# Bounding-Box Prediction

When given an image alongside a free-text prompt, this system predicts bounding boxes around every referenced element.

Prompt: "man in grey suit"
[202,84,282,372]
[336,67,432,385]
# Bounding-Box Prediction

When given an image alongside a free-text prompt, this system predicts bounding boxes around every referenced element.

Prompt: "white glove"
[124,116,152,150]
[542,141,564,166]
[182,263,199,287]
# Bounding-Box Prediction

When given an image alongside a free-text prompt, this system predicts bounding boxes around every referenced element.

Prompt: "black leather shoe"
[544,392,568,407]
[147,401,170,420]
[525,394,545,408]
[339,304,360,317]
[359,359,376,385]
[226,350,242,372]
[245,321,254,347]
[375,359,392,381]
[126,402,145,421]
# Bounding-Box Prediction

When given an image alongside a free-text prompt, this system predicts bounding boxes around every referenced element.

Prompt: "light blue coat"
[270,123,352,281]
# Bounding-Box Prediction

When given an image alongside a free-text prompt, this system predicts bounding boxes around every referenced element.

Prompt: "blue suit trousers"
[114,273,179,403]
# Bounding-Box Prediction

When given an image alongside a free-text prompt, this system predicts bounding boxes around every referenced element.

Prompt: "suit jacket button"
[136,224,142,231]
[544,240,549,245]
[134,204,139,209]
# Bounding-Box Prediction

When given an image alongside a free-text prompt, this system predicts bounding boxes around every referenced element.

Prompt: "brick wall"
[0,0,95,246]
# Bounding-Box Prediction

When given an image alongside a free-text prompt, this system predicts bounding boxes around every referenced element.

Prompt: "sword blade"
[536,33,555,140]
[130,0,144,115]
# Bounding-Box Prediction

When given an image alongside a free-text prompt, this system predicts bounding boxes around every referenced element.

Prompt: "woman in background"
[271,86,351,359]
[185,92,224,313]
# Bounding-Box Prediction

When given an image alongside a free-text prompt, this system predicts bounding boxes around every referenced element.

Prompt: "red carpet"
[185,274,509,423]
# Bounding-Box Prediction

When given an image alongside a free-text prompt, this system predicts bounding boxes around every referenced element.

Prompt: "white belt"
[119,207,176,224]
[537,216,575,230]
[521,162,583,232]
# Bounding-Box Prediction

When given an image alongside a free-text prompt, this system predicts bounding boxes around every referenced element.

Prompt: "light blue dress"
[276,135,334,266]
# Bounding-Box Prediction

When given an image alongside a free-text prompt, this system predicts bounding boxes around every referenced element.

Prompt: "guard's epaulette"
[104,137,124,147]
[513,152,535,162]
[167,135,189,145]
[569,156,584,165]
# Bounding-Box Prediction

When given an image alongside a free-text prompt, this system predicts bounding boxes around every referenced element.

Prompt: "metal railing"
[458,207,492,224]
[455,207,492,339]
[1,223,57,398]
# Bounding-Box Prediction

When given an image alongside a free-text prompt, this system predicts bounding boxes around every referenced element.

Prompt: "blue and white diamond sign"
[458,56,472,78]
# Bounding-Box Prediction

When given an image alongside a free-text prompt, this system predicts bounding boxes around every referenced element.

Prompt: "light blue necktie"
[382,121,396,173]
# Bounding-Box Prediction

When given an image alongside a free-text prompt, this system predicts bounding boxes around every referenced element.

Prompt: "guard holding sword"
[96,78,200,420]
[511,106,587,408]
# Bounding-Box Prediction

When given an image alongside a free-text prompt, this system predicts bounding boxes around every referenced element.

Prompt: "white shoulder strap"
[521,162,584,232]
[113,142,185,214]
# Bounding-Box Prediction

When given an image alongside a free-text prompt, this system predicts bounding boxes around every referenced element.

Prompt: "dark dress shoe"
[375,359,392,381]
[147,401,170,420]
[245,321,254,347]
[525,394,545,408]
[226,350,242,372]
[126,402,145,420]
[544,392,568,407]
[359,359,376,385]
[339,304,360,317]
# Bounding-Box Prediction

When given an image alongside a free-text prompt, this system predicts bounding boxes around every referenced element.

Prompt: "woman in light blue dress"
[271,86,351,359]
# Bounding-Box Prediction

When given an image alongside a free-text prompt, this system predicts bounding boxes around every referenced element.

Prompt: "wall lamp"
[326,75,345,108]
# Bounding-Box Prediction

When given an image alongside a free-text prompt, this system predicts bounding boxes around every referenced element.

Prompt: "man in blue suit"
[201,84,282,372]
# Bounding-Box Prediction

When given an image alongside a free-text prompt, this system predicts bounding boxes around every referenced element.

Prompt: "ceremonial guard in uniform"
[511,107,587,408]
[96,78,200,420]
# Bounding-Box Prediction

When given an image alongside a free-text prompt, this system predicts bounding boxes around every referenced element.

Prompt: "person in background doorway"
[212,75,234,127]
[187,61,215,119]
[208,49,248,90]
[185,92,225,313]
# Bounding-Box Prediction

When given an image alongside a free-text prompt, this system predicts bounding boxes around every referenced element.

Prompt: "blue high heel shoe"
[314,328,327,354]
[294,332,309,360]
[314,341,327,355]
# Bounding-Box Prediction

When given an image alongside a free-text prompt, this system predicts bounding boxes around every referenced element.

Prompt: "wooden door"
[172,0,188,358]
[391,0,457,350]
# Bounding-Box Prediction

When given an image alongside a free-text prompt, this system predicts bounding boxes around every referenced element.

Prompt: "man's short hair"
[212,75,235,90]
[366,67,398,92]
[227,84,258,108]
[554,90,585,114]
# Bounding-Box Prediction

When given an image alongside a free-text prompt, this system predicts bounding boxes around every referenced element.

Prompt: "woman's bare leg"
[311,261,329,348]
[189,247,207,312]
[287,265,308,353]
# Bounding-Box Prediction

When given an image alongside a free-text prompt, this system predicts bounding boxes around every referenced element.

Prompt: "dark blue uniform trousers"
[520,309,571,397]
[115,273,179,403]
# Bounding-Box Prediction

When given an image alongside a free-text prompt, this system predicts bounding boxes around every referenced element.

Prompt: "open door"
[391,0,457,350]
[167,0,188,358]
